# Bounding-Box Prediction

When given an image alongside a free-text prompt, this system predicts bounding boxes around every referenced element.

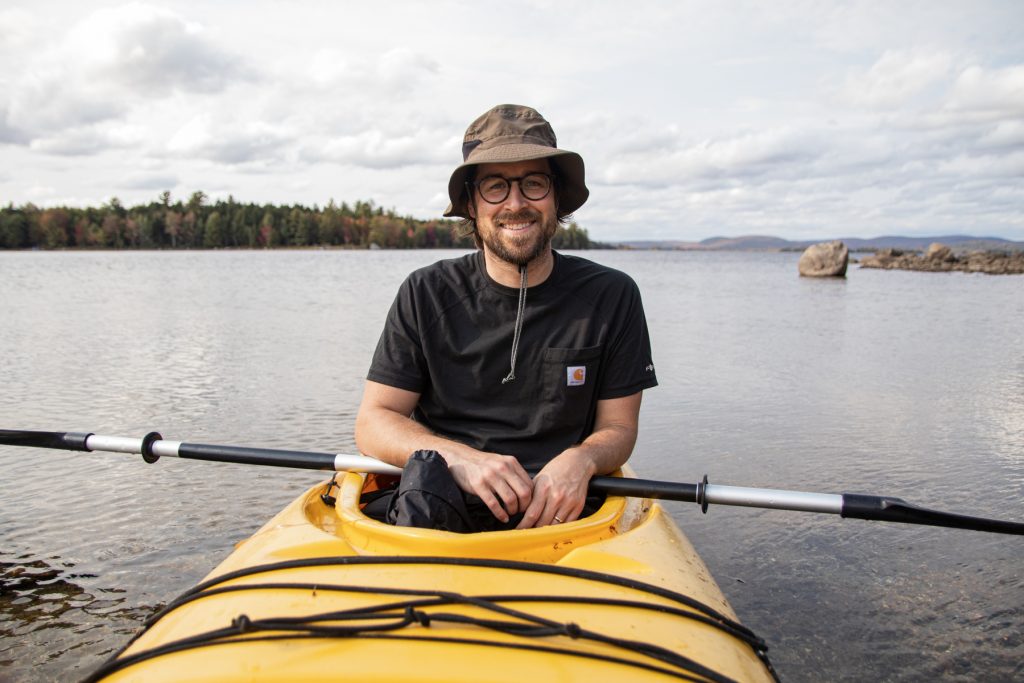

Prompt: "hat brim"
[444,145,588,219]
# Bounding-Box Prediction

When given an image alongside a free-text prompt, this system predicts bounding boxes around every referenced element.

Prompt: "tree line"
[0,191,597,251]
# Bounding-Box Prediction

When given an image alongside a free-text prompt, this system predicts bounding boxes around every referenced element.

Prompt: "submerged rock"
[798,240,849,277]
[860,243,1024,275]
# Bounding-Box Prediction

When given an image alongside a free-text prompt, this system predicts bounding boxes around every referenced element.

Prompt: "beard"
[478,208,559,267]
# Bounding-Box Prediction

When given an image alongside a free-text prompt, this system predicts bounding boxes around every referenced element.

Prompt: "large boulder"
[798,240,849,277]
[925,243,956,263]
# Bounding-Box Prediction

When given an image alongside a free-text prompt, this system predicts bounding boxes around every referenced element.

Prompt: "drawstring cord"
[502,266,528,384]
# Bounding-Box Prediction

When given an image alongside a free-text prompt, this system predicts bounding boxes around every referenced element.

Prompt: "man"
[354,104,657,531]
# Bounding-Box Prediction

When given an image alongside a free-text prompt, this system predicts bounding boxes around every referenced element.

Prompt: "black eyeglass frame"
[468,172,556,205]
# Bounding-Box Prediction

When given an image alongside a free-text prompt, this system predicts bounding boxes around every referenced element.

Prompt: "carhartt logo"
[567,366,586,386]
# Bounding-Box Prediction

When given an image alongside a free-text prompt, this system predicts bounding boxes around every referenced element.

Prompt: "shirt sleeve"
[366,277,428,393]
[597,277,658,400]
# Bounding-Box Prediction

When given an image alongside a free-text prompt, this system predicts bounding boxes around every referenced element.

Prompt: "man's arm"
[354,380,534,523]
[516,391,643,529]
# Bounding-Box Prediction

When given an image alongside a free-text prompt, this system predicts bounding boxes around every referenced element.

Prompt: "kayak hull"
[97,470,775,682]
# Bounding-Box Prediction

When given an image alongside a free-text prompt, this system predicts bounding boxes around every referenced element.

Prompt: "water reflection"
[0,550,160,679]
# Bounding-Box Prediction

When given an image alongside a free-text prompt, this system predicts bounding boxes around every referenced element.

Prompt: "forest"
[0,192,597,251]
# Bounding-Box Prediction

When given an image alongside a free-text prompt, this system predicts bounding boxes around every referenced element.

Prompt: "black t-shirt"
[367,250,658,469]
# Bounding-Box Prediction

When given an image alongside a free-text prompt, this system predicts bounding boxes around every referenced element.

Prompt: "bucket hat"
[444,104,588,219]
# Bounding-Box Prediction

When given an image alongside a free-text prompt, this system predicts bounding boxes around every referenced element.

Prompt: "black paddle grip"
[0,429,93,451]
[842,493,1024,535]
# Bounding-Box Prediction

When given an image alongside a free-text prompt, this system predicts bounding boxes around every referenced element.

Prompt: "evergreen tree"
[204,211,223,248]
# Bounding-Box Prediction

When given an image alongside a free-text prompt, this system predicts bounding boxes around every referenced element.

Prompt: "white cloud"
[977,120,1024,151]
[120,172,180,190]
[6,3,250,138]
[64,3,248,96]
[601,126,828,188]
[947,64,1024,118]
[303,127,453,170]
[0,7,37,52]
[837,50,953,109]
[166,114,292,165]
[0,107,31,144]
[308,47,439,95]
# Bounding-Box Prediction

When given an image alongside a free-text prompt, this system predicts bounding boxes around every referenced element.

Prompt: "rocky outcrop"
[798,240,849,277]
[860,243,1024,275]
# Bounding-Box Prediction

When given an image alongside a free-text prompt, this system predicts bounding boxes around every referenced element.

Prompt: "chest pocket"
[539,345,603,437]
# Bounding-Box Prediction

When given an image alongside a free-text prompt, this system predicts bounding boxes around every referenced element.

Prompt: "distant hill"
[617,235,1024,252]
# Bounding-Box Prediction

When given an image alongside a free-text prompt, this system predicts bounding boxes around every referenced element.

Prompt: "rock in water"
[925,243,955,263]
[798,240,849,277]
[859,243,1024,274]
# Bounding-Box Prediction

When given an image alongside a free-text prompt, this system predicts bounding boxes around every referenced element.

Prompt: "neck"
[482,247,555,288]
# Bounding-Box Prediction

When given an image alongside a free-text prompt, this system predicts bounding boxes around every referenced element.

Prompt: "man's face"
[468,158,558,268]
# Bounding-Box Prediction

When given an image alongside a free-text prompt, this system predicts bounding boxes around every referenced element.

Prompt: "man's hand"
[516,392,644,529]
[440,448,533,524]
[516,449,595,529]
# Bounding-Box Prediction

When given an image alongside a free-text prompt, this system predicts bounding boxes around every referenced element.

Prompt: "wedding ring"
[553,516,563,524]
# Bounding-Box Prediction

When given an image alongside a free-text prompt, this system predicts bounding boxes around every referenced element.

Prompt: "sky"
[1,1,1022,243]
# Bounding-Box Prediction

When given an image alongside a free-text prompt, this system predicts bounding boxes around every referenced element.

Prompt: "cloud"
[6,3,251,138]
[29,130,114,156]
[120,172,180,190]
[65,3,249,96]
[946,64,1024,119]
[0,106,31,144]
[166,114,292,165]
[977,120,1024,151]
[837,50,953,108]
[302,126,454,170]
[27,121,145,156]
[600,125,829,188]
[0,7,37,52]
[308,47,439,94]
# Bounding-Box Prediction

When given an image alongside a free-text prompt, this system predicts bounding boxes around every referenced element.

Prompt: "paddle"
[2,429,1021,535]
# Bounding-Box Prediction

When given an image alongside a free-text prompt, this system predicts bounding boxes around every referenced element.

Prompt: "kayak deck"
[95,470,776,682]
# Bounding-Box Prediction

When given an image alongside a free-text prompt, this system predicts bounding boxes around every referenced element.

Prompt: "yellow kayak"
[91,468,777,682]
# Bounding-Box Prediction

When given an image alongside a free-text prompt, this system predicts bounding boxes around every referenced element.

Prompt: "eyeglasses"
[472,172,554,204]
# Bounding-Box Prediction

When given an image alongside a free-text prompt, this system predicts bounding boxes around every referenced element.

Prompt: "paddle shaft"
[0,430,402,474]
[2,429,1021,535]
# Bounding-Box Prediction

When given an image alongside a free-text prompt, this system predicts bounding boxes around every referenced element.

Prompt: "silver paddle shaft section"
[84,433,400,474]
[705,483,843,514]
[335,453,401,475]
[85,434,178,455]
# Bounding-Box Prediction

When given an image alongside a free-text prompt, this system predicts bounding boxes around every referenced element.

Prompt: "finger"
[492,457,533,515]
[561,491,588,523]
[477,488,509,524]
[543,511,563,527]
[498,457,534,491]
[515,496,546,530]
[493,479,522,516]
[505,474,533,511]
[563,500,584,524]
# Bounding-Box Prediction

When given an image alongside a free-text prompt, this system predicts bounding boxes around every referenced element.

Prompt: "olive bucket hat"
[444,104,589,219]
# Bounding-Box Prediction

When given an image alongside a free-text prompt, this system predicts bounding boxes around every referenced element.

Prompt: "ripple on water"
[0,550,162,680]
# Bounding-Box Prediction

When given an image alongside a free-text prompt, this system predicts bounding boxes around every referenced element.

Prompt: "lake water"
[1,249,1021,681]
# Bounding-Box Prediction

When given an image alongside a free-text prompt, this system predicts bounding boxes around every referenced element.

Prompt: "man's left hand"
[515,449,596,529]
